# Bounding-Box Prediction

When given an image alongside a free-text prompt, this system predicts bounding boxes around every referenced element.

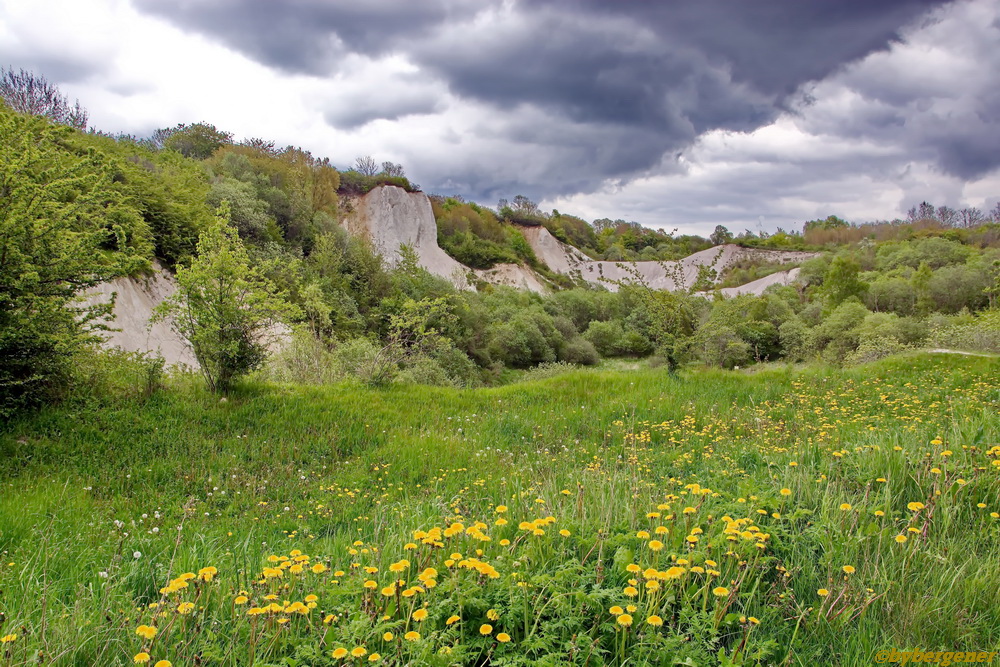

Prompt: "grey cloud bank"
[2,0,997,233]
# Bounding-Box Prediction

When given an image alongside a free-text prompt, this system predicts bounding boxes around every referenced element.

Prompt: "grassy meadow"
[1,353,999,666]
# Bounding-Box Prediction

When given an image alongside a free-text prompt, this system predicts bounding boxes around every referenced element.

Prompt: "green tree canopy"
[0,106,149,414]
[153,204,299,392]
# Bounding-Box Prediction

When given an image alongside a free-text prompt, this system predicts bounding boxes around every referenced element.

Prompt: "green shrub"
[560,336,600,365]
[929,310,1000,353]
[691,325,753,369]
[264,326,338,385]
[397,355,454,387]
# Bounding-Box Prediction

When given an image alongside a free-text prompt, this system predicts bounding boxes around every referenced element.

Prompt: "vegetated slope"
[84,185,810,367]
[520,224,816,291]
[0,354,997,664]
[345,186,551,292]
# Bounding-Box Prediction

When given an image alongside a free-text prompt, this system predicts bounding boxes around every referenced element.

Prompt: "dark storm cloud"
[793,5,1000,182]
[132,0,957,200]
[530,0,947,97]
[0,49,106,85]
[132,0,482,75]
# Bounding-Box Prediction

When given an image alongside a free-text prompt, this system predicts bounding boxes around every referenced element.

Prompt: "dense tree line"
[2,73,999,412]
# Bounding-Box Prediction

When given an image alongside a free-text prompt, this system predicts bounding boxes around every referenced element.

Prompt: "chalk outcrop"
[520,225,815,292]
[83,185,816,364]
[81,260,198,367]
[342,186,552,292]
[342,186,472,286]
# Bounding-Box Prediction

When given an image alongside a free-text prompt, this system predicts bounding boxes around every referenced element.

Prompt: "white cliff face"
[343,186,552,293]
[81,185,815,365]
[520,225,816,292]
[81,260,198,368]
[342,186,471,286]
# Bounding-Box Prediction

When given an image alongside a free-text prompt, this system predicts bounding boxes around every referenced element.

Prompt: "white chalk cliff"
[83,185,814,365]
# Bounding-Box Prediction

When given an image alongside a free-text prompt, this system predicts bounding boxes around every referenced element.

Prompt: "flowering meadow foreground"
[1,353,999,666]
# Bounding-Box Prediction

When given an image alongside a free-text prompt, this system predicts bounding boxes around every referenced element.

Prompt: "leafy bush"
[520,360,580,381]
[332,337,397,386]
[338,170,418,196]
[560,336,600,365]
[692,325,753,369]
[264,326,339,385]
[397,355,454,387]
[929,310,1000,353]
[0,107,150,416]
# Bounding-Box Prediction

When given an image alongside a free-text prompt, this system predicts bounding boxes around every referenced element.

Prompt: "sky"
[2,0,999,236]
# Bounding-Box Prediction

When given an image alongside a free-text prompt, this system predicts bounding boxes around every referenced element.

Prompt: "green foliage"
[153,205,300,392]
[338,170,418,196]
[158,122,234,159]
[823,255,869,308]
[0,107,149,415]
[4,354,997,665]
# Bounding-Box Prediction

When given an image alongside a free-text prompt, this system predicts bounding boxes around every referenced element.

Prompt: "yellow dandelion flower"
[648,539,664,551]
[404,631,420,641]
[412,609,428,622]
[616,614,633,627]
[480,624,493,635]
[369,653,381,662]
[839,503,852,511]
[842,565,855,574]
[352,647,368,657]
[647,615,663,627]
[907,502,925,512]
[780,488,791,496]
[497,632,511,643]
[153,662,171,667]
[133,653,150,664]
[712,587,729,597]
[332,648,349,659]
[610,605,624,615]
[818,589,830,597]
[487,609,500,621]
[312,563,327,574]
[135,625,157,640]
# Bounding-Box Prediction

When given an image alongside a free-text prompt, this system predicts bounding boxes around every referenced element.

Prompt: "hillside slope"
[520,223,815,291]
[83,186,816,365]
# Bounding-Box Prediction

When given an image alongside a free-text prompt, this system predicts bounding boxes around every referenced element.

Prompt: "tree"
[0,106,148,414]
[911,261,934,316]
[157,122,233,159]
[710,225,733,246]
[936,206,958,227]
[823,255,868,307]
[957,207,985,229]
[907,201,937,223]
[354,155,378,176]
[380,161,405,178]
[0,67,88,129]
[153,204,299,392]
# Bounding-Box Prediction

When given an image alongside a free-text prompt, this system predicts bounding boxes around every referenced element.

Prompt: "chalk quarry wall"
[83,185,814,364]
[519,224,815,293]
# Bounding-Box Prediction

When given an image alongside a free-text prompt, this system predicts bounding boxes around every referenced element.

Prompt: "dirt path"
[926,348,998,358]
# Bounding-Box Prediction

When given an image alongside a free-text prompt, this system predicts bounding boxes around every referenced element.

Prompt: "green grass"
[1,353,998,665]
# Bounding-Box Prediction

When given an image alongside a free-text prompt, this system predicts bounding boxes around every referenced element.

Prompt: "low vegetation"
[1,354,998,665]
